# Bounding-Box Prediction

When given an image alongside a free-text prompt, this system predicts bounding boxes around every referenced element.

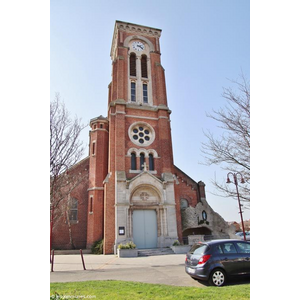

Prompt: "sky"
[50,0,250,222]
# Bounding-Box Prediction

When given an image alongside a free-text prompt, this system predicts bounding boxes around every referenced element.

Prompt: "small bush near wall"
[172,240,181,246]
[91,239,103,254]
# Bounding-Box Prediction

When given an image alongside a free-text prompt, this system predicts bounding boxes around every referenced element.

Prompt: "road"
[50,253,204,287]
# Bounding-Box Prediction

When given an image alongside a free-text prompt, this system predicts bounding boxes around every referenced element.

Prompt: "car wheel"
[209,268,226,287]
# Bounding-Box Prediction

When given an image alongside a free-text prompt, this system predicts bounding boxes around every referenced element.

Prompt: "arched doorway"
[130,185,161,249]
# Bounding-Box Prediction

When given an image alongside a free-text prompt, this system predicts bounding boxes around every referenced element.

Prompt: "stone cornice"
[111,20,161,59]
[87,187,104,191]
[108,100,172,114]
[116,20,161,37]
[126,103,171,114]
[90,115,108,125]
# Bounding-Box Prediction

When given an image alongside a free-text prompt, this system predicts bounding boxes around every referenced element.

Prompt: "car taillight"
[198,254,211,265]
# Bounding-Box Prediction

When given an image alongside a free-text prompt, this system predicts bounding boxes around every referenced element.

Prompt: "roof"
[174,165,198,185]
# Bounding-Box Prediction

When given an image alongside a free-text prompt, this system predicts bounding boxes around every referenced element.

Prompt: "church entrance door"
[132,210,157,249]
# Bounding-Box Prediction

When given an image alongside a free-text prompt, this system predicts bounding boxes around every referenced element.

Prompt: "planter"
[171,245,191,254]
[117,248,138,258]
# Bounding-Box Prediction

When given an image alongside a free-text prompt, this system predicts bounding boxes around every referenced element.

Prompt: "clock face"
[132,41,145,51]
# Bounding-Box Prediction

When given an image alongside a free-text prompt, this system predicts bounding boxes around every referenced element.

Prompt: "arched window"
[69,198,78,221]
[131,152,137,170]
[140,153,145,170]
[149,153,154,171]
[130,53,136,76]
[141,55,148,78]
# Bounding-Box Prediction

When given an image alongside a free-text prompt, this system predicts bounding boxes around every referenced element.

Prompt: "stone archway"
[115,171,178,250]
[182,226,212,237]
[129,185,161,248]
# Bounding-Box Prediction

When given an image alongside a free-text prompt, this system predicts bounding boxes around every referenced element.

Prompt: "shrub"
[118,241,136,249]
[172,240,181,246]
[91,239,103,254]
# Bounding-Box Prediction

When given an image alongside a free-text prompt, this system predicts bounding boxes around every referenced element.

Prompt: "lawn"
[50,280,250,300]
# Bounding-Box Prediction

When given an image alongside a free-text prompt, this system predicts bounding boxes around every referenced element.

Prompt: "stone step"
[52,249,92,255]
[137,248,175,257]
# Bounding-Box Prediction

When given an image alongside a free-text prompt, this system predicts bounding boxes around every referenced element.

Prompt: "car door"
[220,242,245,275]
[234,241,250,274]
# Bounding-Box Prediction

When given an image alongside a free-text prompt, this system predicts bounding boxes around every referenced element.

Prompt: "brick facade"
[51,21,234,253]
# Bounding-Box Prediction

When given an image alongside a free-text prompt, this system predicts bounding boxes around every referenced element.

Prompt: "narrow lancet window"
[130,53,136,76]
[141,55,148,78]
[69,198,78,221]
[140,153,145,170]
[149,153,154,171]
[131,82,136,102]
[92,142,96,155]
[143,84,148,103]
[131,152,137,170]
[90,197,93,213]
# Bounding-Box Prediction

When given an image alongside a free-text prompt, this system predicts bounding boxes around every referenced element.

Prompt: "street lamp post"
[226,172,246,241]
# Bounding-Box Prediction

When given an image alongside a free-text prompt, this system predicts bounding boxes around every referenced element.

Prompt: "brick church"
[52,21,234,254]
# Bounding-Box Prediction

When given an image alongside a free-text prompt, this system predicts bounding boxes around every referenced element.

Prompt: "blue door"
[133,210,157,249]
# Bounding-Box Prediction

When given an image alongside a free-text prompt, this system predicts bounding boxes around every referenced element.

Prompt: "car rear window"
[189,243,208,255]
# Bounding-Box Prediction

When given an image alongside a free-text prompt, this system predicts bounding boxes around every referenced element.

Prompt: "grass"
[50,280,250,300]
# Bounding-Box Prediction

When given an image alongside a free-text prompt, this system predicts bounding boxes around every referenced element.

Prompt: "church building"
[52,21,234,254]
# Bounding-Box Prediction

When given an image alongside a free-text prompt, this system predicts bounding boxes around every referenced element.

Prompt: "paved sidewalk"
[50,254,205,287]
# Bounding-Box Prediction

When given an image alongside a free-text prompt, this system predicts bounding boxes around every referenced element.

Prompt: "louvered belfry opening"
[141,55,147,78]
[130,53,136,77]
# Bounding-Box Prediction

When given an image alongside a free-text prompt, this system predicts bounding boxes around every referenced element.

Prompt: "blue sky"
[51,0,250,222]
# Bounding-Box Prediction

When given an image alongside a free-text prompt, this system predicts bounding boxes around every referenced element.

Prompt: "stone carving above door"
[131,186,161,205]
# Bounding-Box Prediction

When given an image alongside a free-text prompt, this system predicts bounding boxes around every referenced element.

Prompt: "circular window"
[128,122,155,146]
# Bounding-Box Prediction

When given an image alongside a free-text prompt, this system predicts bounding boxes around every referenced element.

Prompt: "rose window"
[129,122,155,146]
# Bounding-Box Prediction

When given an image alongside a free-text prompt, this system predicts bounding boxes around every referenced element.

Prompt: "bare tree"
[201,75,250,204]
[50,93,88,248]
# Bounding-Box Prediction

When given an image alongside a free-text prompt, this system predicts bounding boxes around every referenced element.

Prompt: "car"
[185,239,250,286]
[235,232,243,237]
[236,231,250,241]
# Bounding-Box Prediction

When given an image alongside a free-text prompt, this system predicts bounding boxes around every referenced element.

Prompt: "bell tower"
[108,21,174,174]
[102,21,178,254]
